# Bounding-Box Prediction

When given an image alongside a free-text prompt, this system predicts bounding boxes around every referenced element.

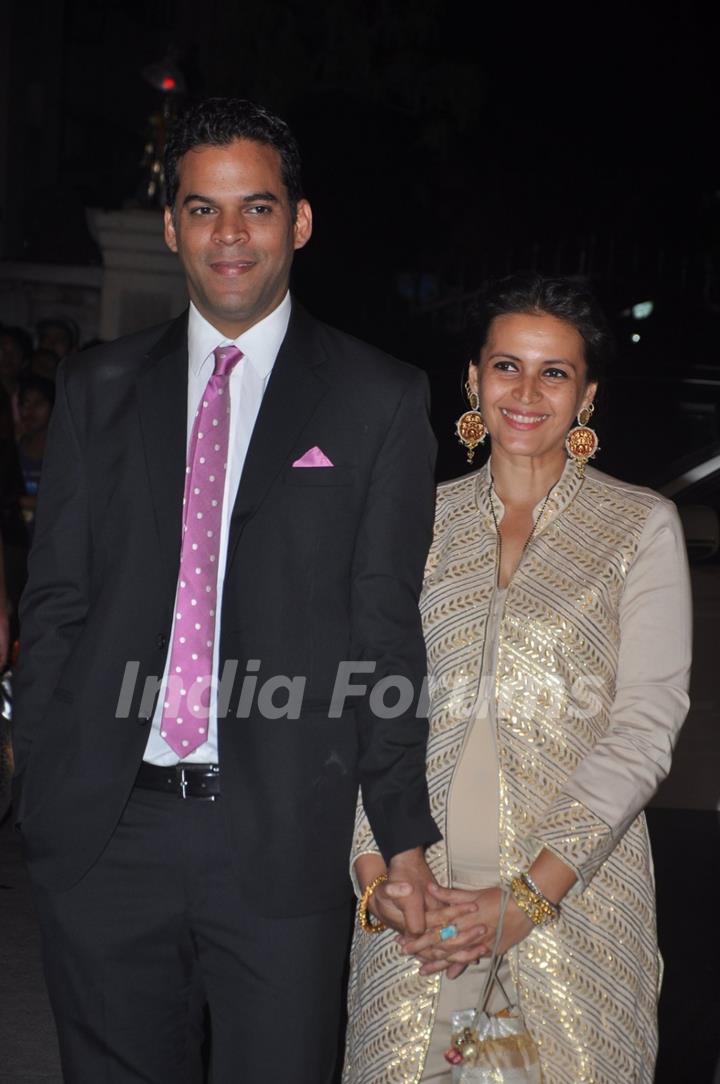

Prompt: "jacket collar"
[135,304,330,581]
[224,302,330,569]
[475,455,584,534]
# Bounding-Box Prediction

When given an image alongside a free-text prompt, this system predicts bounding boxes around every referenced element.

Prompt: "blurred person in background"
[0,530,11,821]
[16,376,55,539]
[0,533,9,668]
[0,325,33,433]
[28,348,61,383]
[0,381,28,642]
[36,316,78,361]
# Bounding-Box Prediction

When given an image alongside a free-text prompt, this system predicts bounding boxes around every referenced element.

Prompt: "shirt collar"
[187,292,292,379]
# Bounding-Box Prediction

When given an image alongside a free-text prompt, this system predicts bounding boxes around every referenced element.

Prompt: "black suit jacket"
[12,303,441,912]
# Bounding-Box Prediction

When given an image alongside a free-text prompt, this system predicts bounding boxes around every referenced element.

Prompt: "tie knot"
[212,344,243,378]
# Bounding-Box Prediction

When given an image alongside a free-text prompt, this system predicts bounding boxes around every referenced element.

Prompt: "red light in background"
[161,77,177,91]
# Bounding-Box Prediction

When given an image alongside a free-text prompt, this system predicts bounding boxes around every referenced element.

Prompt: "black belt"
[135,762,221,800]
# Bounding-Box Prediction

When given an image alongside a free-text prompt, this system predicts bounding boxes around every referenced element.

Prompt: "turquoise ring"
[439,924,458,941]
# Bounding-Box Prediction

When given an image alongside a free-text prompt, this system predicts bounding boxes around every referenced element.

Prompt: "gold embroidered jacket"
[344,461,691,1084]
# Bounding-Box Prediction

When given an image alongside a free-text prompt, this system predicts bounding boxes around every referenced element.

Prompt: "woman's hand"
[398,884,534,977]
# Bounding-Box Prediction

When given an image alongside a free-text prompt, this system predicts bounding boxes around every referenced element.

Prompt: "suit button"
[138,716,150,727]
[156,634,166,649]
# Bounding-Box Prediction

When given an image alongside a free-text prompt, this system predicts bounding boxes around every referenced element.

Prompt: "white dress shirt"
[144,293,291,764]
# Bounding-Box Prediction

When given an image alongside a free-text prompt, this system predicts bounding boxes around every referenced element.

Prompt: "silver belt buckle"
[178,766,188,799]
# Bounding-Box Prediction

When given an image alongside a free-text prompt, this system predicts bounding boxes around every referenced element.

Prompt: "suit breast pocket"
[284,466,354,487]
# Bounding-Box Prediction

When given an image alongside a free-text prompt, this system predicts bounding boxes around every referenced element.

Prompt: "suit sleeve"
[349,367,441,862]
[12,364,90,777]
[529,499,692,887]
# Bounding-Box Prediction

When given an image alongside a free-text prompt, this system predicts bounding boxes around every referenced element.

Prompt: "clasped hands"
[375,850,533,979]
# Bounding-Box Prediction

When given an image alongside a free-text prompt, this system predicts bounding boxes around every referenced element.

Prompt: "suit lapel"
[226,305,330,564]
[136,313,189,588]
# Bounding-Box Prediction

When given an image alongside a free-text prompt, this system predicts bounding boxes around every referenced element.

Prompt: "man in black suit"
[12,98,440,1082]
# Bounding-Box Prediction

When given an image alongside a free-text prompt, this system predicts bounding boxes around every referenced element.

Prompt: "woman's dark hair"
[164,97,304,217]
[466,272,614,384]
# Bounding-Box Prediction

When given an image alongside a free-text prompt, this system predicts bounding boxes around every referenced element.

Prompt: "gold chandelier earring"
[565,402,599,478]
[455,380,487,464]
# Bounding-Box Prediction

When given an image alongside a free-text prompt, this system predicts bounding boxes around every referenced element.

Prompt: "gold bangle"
[358,873,388,934]
[510,875,559,926]
[522,871,560,914]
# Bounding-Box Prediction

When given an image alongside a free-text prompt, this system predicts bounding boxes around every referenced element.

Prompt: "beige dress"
[422,587,509,1082]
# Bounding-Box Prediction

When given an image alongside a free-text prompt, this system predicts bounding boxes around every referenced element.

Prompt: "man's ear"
[164,207,179,254]
[293,199,313,251]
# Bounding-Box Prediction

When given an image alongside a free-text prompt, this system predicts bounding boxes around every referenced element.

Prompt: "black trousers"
[29,787,352,1084]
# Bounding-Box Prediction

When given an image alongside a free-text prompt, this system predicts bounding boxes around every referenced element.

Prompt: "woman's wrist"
[526,847,577,906]
[510,874,559,926]
[353,852,388,895]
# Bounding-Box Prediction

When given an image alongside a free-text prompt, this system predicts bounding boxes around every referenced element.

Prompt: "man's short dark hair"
[164,97,304,217]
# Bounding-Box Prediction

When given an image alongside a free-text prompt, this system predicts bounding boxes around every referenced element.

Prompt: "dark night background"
[1,2,719,1082]
[2,0,720,480]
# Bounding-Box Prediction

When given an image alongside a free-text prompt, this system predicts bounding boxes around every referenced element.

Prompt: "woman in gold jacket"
[343,273,692,1084]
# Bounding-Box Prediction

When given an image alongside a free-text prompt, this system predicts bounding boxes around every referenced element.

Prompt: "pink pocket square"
[292,446,334,468]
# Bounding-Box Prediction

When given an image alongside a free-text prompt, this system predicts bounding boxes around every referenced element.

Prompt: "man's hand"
[366,878,413,934]
[386,846,441,938]
[356,852,477,938]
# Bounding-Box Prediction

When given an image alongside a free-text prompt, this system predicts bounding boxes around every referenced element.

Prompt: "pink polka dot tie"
[160,344,243,757]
